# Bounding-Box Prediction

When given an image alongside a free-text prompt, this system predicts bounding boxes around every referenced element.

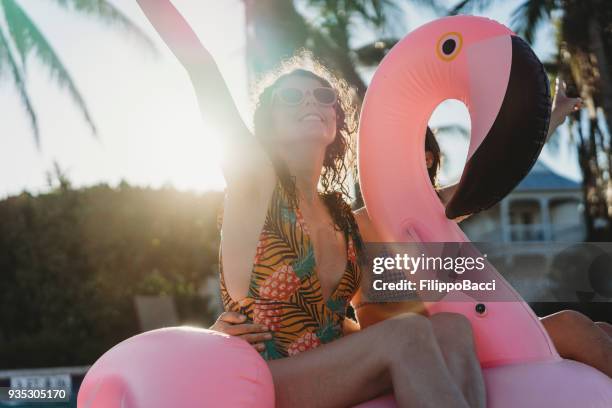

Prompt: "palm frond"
[0,23,40,146]
[510,0,555,44]
[2,0,97,137]
[397,0,445,16]
[340,1,382,27]
[448,0,495,15]
[305,22,368,95]
[354,38,398,66]
[371,0,409,36]
[362,0,404,30]
[305,0,414,37]
[48,0,155,51]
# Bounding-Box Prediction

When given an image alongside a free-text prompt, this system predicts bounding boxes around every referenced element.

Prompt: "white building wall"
[462,190,585,242]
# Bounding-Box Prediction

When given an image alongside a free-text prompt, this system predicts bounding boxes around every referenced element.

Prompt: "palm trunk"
[588,17,612,227]
[588,17,612,139]
[576,128,596,240]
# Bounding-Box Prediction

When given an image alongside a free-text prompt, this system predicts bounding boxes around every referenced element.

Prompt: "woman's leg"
[429,313,486,408]
[268,312,471,408]
[541,310,612,377]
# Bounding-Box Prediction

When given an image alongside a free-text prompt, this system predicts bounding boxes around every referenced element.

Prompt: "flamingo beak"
[445,35,551,220]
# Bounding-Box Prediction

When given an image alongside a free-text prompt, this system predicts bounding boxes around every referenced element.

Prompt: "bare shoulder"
[222,139,275,191]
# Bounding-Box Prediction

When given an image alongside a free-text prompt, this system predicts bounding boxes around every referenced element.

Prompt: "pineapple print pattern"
[259,264,301,300]
[219,180,361,360]
[287,331,320,356]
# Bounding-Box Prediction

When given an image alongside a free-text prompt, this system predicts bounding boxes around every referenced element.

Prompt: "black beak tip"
[445,202,469,220]
[445,206,458,220]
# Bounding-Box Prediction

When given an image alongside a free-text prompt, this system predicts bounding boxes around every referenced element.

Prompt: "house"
[461,160,585,243]
[460,160,592,301]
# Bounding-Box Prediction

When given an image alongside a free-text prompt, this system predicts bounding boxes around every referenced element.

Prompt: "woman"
[218,108,612,381]
[216,86,612,380]
[136,1,484,407]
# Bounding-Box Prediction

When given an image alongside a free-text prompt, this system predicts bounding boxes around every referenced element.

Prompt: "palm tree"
[0,0,154,148]
[244,0,442,98]
[450,0,612,240]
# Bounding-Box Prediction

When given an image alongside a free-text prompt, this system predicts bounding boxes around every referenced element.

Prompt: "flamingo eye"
[436,32,463,61]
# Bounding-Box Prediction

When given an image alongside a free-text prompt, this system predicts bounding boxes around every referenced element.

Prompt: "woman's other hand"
[548,77,583,140]
[209,311,272,352]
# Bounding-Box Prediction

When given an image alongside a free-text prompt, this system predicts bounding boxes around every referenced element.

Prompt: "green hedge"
[0,182,223,369]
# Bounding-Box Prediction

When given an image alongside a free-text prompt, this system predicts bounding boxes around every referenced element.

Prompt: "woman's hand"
[209,311,272,352]
[547,77,583,141]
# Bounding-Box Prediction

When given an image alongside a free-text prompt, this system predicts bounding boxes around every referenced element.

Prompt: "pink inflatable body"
[79,15,611,408]
[358,15,612,407]
[77,328,274,408]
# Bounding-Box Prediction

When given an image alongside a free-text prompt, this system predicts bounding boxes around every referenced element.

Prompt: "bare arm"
[546,77,583,142]
[135,0,271,183]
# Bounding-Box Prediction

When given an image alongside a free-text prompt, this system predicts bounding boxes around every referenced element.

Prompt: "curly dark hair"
[425,127,441,188]
[250,52,442,249]
[252,52,362,248]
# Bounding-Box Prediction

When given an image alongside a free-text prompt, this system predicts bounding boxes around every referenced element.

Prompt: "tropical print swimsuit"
[219,180,361,360]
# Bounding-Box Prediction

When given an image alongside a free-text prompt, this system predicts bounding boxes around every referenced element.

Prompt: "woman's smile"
[299,112,325,122]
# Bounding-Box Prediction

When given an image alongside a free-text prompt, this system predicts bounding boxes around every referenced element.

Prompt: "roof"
[515,160,581,192]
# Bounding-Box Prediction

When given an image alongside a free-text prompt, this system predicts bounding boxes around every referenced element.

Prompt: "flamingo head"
[359,15,551,235]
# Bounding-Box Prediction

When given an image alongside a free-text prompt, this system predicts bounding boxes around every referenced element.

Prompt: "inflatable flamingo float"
[357,15,612,407]
[78,16,612,408]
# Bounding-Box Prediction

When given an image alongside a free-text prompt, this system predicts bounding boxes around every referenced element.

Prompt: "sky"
[0,0,581,199]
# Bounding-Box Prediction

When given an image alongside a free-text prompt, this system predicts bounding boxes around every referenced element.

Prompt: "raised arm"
[136,0,270,183]
[546,77,582,142]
